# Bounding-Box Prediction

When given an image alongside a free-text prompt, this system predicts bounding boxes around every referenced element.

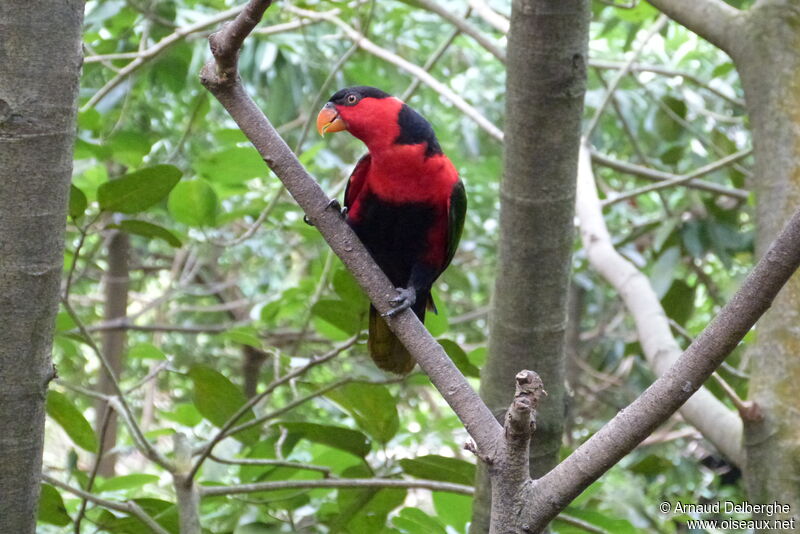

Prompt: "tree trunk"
[0,1,84,531]
[95,229,130,477]
[731,3,800,523]
[471,1,590,531]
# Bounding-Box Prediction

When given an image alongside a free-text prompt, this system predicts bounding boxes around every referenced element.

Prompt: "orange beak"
[316,103,346,136]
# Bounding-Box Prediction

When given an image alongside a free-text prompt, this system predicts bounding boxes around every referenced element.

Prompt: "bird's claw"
[328,198,348,218]
[382,287,416,317]
[304,198,346,226]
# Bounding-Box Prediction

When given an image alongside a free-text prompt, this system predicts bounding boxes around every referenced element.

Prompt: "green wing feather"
[444,180,467,270]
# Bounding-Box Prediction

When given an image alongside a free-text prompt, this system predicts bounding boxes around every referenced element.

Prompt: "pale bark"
[650,0,800,524]
[0,1,84,531]
[577,143,744,464]
[472,0,589,530]
[518,145,800,532]
[732,3,800,521]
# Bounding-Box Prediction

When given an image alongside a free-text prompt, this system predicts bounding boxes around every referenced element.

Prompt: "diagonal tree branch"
[578,142,744,463]
[518,142,800,530]
[647,0,743,55]
[199,0,503,458]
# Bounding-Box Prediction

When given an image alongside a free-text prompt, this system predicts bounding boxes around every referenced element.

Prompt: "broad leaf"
[128,342,166,360]
[38,484,71,526]
[439,339,480,378]
[393,507,448,534]
[188,366,259,445]
[325,383,399,443]
[168,179,218,227]
[399,454,475,485]
[115,220,182,247]
[69,184,87,219]
[46,390,98,451]
[280,422,371,457]
[433,492,473,532]
[98,164,182,214]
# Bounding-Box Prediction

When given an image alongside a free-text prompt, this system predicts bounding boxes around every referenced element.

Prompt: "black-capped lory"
[316,86,467,375]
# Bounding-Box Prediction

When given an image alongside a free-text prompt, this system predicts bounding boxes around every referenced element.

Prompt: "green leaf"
[649,246,681,298]
[433,491,472,532]
[423,292,448,337]
[168,179,218,227]
[98,165,182,214]
[439,339,480,378]
[160,403,203,427]
[393,507,448,534]
[325,383,399,443]
[312,299,365,337]
[712,62,735,78]
[654,96,688,141]
[69,185,88,220]
[38,484,71,526]
[115,220,182,248]
[399,455,475,485]
[335,483,406,533]
[332,266,368,307]
[195,147,265,184]
[188,366,259,445]
[222,326,263,349]
[661,279,695,326]
[128,342,166,360]
[108,131,153,167]
[280,422,371,457]
[468,346,487,367]
[46,390,98,451]
[98,474,160,493]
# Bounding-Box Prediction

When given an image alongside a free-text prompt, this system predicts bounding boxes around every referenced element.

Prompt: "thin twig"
[61,299,175,471]
[208,454,332,476]
[413,0,505,62]
[199,477,474,496]
[585,14,668,137]
[467,0,509,33]
[43,474,170,534]
[63,213,102,300]
[602,148,752,206]
[590,150,749,199]
[401,7,470,101]
[285,5,504,141]
[187,335,359,482]
[73,406,114,534]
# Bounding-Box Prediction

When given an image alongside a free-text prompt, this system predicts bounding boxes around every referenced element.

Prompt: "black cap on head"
[328,86,392,106]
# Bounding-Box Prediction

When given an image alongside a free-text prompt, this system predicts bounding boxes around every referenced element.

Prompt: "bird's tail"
[368,294,428,375]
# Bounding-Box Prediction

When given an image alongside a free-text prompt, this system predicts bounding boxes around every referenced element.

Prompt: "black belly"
[349,192,436,289]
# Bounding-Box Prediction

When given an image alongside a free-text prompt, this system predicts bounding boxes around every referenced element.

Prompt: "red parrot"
[316,86,467,374]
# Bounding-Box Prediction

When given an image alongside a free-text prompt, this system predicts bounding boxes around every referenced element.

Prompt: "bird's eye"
[346,94,358,104]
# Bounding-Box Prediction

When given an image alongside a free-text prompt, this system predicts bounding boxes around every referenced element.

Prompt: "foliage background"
[42,0,753,532]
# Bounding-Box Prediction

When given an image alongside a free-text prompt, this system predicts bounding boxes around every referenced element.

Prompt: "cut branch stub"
[506,370,546,437]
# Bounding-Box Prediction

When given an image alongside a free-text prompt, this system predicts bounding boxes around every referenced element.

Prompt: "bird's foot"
[382,286,416,317]
[304,198,347,226]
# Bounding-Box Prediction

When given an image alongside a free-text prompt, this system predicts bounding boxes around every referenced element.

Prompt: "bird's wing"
[343,153,372,211]
[444,179,467,270]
